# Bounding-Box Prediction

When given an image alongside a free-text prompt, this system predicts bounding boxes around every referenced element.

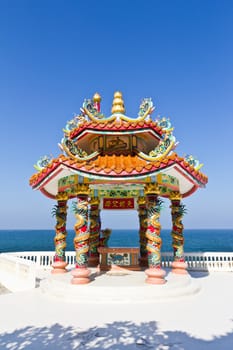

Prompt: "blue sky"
[0,0,233,229]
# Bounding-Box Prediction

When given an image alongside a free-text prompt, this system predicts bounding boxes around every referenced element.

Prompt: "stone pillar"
[71,184,91,284]
[52,193,68,274]
[144,184,166,284]
[137,196,148,267]
[170,191,188,274]
[88,197,101,267]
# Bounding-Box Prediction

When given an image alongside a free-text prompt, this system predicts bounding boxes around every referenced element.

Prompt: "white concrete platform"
[0,271,233,349]
[39,268,201,303]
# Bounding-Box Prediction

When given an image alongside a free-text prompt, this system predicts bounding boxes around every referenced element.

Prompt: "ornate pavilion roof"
[29,92,208,199]
[68,119,163,139]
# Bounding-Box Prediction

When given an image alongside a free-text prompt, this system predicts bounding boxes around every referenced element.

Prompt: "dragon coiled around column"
[146,198,163,268]
[51,201,68,261]
[89,205,101,255]
[171,202,187,261]
[72,199,90,267]
[137,198,148,256]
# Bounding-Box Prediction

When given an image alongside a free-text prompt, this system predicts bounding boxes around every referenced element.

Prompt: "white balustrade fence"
[8,251,76,269]
[6,251,233,272]
[162,252,233,272]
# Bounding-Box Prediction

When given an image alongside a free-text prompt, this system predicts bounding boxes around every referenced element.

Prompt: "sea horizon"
[0,227,233,231]
[0,228,233,253]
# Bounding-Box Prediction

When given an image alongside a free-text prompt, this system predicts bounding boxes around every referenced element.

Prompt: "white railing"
[7,251,76,269]
[188,252,233,271]
[162,252,233,272]
[6,251,233,272]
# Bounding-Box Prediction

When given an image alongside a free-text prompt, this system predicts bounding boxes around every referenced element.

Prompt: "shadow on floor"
[0,284,11,295]
[0,320,233,350]
[188,270,210,278]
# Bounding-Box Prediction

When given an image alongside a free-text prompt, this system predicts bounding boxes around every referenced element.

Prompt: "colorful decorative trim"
[29,153,208,188]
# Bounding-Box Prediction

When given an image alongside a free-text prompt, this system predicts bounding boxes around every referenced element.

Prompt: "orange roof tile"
[69,119,163,139]
[29,153,208,188]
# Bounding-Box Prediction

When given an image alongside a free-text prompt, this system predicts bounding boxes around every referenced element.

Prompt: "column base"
[71,267,91,284]
[51,261,68,274]
[171,261,188,275]
[145,267,166,284]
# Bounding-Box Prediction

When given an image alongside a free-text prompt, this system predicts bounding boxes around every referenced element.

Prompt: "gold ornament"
[137,196,146,205]
[93,92,101,103]
[89,197,100,206]
[76,184,90,195]
[169,191,182,201]
[144,183,160,195]
[111,91,125,114]
[56,192,69,201]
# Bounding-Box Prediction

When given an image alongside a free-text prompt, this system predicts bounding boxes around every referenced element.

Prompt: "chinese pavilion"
[29,92,208,285]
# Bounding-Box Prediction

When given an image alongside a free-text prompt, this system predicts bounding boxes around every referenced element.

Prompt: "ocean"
[0,229,233,253]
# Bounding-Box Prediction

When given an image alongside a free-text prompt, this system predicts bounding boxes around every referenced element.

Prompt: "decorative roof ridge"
[169,153,208,183]
[62,92,157,134]
[137,130,177,162]
[29,154,64,186]
[68,119,164,140]
[30,152,208,189]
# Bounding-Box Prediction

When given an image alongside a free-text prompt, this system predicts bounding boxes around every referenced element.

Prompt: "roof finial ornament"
[111,91,125,114]
[93,92,101,113]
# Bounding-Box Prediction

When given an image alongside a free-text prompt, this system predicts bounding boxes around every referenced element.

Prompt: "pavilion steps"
[39,268,201,303]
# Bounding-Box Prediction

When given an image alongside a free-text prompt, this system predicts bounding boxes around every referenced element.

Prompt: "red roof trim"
[40,187,56,199]
[37,167,64,190]
[69,122,163,139]
[30,153,208,190]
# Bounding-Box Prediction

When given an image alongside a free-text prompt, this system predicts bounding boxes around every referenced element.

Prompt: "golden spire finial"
[111,91,125,114]
[93,92,101,112]
[93,92,101,103]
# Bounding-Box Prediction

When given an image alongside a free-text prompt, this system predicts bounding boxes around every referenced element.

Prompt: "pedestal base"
[145,267,166,284]
[40,268,201,302]
[51,261,68,274]
[71,267,91,284]
[171,261,188,275]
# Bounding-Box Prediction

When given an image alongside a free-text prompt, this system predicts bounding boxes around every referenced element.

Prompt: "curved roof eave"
[32,162,205,199]
[69,121,163,140]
